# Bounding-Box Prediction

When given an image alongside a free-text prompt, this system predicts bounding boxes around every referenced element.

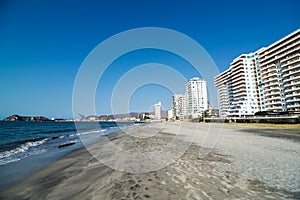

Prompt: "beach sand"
[0,122,299,199]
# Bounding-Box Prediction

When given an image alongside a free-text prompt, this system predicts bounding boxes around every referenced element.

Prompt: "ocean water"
[0,121,145,188]
[0,121,138,166]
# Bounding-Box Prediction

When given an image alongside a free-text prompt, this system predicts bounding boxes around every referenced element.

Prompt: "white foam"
[0,139,47,160]
[79,129,107,136]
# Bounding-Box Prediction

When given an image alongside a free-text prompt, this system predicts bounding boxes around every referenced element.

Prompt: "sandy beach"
[0,122,299,199]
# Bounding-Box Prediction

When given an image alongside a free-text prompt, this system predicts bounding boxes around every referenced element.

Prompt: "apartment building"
[258,29,300,112]
[186,78,208,118]
[214,71,229,117]
[215,53,260,117]
[154,102,161,120]
[215,29,300,117]
[172,94,186,120]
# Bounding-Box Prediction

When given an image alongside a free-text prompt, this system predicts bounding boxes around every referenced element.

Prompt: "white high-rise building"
[172,94,186,120]
[258,29,300,112]
[186,78,208,118]
[215,29,300,116]
[154,102,161,120]
[215,53,260,117]
[167,109,173,120]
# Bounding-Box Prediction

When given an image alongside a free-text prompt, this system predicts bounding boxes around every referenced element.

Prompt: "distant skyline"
[0,0,299,119]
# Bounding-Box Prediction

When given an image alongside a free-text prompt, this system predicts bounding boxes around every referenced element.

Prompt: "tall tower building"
[215,53,260,117]
[258,29,300,112]
[186,78,208,118]
[214,70,229,117]
[154,102,161,120]
[172,94,186,120]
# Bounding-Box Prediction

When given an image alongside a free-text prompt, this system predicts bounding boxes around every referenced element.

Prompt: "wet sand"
[240,127,300,142]
[0,122,299,199]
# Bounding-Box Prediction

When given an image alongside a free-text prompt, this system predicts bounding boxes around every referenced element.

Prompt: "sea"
[0,121,142,187]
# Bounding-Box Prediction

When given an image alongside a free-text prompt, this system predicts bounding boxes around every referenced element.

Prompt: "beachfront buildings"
[259,30,300,113]
[186,78,208,118]
[154,102,161,120]
[215,29,300,117]
[172,94,186,120]
[214,53,260,117]
[167,109,173,120]
[172,78,208,119]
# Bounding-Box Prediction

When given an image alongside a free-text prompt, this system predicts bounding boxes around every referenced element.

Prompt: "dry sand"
[0,122,299,200]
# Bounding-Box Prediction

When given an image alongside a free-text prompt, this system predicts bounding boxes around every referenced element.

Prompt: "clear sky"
[0,0,299,119]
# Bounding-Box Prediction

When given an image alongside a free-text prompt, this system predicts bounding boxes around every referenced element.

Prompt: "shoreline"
[0,140,84,189]
[1,122,299,199]
[0,121,142,188]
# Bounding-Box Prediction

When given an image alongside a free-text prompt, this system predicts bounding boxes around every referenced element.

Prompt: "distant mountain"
[80,112,168,121]
[109,112,139,119]
[3,114,51,122]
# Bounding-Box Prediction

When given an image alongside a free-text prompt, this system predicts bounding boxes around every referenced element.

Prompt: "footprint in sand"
[130,183,141,191]
[128,179,135,185]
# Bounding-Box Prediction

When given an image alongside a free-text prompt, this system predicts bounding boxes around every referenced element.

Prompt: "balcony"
[261,50,299,68]
[231,68,245,77]
[286,98,300,103]
[264,91,280,98]
[259,39,300,66]
[262,35,300,58]
[234,92,247,98]
[235,97,246,102]
[231,75,246,83]
[280,53,300,63]
[260,63,276,72]
[219,101,228,105]
[287,104,300,109]
[282,62,300,73]
[231,80,246,88]
[230,68,245,78]
[231,57,245,66]
[266,106,284,111]
[234,87,247,94]
[268,81,281,88]
[288,68,300,76]
[261,67,277,76]
[214,76,227,84]
[284,86,300,93]
[282,67,300,78]
[284,80,300,87]
[267,73,279,80]
[233,84,247,92]
[264,95,281,101]
[285,92,300,98]
[283,74,300,83]
[264,86,280,93]
[265,102,282,107]
[219,93,227,98]
[280,57,300,69]
[262,77,279,85]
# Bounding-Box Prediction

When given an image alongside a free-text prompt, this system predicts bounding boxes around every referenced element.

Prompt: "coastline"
[0,139,84,188]
[1,122,299,199]
[0,121,142,188]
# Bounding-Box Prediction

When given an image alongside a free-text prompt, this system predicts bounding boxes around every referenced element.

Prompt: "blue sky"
[0,0,299,119]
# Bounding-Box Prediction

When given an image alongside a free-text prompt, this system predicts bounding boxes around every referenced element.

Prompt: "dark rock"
[51,136,60,140]
[58,142,76,148]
